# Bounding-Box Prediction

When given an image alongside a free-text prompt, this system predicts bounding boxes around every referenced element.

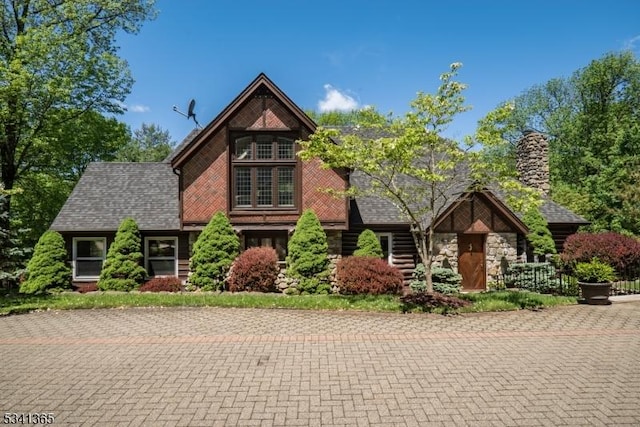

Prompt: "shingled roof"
[50,163,179,232]
[164,128,201,163]
[349,171,589,226]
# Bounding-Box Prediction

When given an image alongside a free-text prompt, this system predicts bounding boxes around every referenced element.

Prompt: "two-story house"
[50,74,588,291]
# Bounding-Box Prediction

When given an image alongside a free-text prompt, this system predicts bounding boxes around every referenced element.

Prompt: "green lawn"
[0,290,577,316]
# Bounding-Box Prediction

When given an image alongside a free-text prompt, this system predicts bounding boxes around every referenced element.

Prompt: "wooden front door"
[457,234,486,291]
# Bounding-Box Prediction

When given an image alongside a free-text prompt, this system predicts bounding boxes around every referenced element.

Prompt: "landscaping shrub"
[336,256,403,295]
[20,230,71,294]
[573,258,616,283]
[503,263,561,294]
[400,292,470,313]
[139,276,183,292]
[296,277,332,295]
[286,209,329,279]
[409,264,462,295]
[561,232,640,274]
[189,212,240,291]
[98,218,147,291]
[523,207,557,256]
[353,229,383,258]
[228,247,279,293]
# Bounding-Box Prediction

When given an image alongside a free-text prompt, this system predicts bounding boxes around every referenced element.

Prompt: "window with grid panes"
[232,134,297,209]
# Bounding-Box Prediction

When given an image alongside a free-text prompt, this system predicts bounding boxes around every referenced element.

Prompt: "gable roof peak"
[170,73,316,167]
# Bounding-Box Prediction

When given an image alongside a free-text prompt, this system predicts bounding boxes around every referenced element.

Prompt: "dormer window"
[232,133,297,210]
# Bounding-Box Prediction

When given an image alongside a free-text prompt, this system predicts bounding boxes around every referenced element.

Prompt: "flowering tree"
[299,63,538,293]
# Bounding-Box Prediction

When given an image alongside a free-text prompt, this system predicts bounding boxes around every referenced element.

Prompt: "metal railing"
[496,263,640,296]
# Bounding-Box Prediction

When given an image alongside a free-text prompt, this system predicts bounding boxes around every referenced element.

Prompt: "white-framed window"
[72,237,107,281]
[375,233,393,264]
[145,237,178,277]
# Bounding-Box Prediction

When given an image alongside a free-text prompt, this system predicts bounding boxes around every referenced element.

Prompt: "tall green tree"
[305,109,377,126]
[522,207,557,257]
[116,123,174,162]
[300,63,537,293]
[0,188,29,290]
[498,51,640,235]
[10,110,130,245]
[0,0,156,232]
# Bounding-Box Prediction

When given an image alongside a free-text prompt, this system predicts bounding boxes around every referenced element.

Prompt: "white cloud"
[318,84,359,112]
[129,104,150,113]
[623,35,640,51]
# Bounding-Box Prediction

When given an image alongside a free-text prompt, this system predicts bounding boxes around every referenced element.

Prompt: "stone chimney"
[516,129,550,195]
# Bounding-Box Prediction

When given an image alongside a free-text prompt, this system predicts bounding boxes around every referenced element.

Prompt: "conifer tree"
[20,230,71,294]
[286,209,329,278]
[523,207,557,257]
[99,218,147,291]
[353,229,384,258]
[189,212,240,290]
[0,191,30,291]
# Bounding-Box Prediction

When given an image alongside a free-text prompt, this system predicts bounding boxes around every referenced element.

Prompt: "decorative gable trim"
[171,73,317,168]
[433,190,529,235]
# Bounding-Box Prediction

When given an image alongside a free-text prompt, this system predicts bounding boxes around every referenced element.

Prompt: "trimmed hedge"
[336,256,403,295]
[228,247,279,293]
[504,263,560,294]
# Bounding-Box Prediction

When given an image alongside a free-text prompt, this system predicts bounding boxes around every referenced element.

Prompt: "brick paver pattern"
[1,301,639,426]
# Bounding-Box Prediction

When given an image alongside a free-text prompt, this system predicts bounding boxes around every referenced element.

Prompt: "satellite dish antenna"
[172,98,202,129]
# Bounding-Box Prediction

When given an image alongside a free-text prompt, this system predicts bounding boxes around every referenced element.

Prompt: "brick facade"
[179,89,348,229]
[182,129,228,224]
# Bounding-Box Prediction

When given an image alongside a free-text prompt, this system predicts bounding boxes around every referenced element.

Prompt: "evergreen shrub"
[286,209,329,279]
[504,263,560,294]
[523,207,557,256]
[189,212,240,290]
[98,218,147,291]
[353,229,383,258]
[409,264,462,294]
[20,230,71,294]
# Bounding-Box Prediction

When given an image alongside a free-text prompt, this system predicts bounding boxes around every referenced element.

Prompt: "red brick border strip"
[1,328,638,346]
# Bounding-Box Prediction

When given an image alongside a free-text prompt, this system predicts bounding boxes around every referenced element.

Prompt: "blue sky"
[116,0,640,145]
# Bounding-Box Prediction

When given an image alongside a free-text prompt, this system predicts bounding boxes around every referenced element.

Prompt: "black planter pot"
[578,282,612,305]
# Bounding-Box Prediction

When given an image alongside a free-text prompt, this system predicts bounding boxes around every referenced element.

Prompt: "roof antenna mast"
[172,99,202,129]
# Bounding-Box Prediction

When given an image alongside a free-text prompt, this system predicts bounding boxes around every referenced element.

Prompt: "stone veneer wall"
[432,232,519,284]
[516,130,550,195]
[485,233,518,281]
[432,233,458,271]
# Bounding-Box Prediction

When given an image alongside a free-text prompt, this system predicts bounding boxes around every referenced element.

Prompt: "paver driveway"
[1,301,639,426]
